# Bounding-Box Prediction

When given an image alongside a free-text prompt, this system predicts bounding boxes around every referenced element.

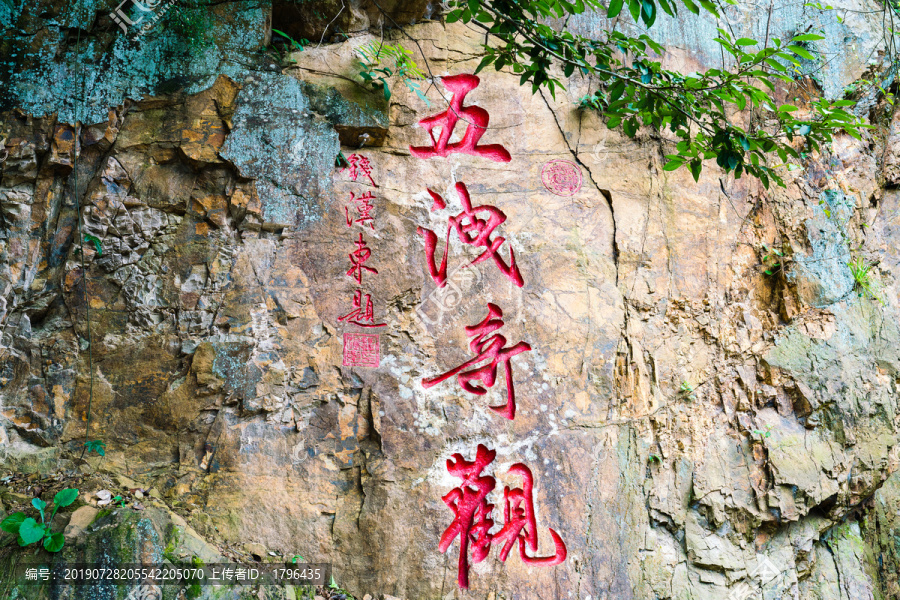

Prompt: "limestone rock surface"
[1,4,900,600]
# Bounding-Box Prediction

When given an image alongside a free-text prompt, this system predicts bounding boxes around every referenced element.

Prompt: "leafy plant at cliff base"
[1,489,79,552]
[83,439,106,456]
[355,41,430,105]
[447,0,870,188]
[270,29,311,66]
[328,575,355,599]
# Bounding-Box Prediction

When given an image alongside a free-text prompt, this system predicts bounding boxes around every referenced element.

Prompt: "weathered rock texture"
[2,2,900,600]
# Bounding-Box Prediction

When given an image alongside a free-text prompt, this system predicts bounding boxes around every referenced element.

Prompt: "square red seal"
[343,333,380,368]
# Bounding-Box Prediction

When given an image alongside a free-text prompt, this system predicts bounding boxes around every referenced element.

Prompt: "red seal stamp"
[541,159,582,196]
[343,333,380,367]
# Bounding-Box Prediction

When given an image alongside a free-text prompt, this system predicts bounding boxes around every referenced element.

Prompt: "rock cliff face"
[1,2,900,599]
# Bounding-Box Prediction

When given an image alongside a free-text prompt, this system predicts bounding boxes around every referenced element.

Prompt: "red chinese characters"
[422,303,530,420]
[418,182,524,288]
[346,232,377,285]
[440,444,567,589]
[492,464,567,566]
[345,191,375,229]
[339,154,386,360]
[342,153,378,187]
[338,289,385,328]
[439,444,497,590]
[409,74,511,163]
[410,73,567,587]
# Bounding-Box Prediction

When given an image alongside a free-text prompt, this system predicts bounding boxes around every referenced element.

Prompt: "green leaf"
[627,0,641,21]
[445,9,464,22]
[775,52,802,65]
[31,498,46,516]
[735,38,758,46]
[84,234,102,256]
[54,489,79,509]
[777,104,799,112]
[791,33,825,42]
[44,532,65,553]
[607,0,624,17]
[18,518,45,545]
[1,512,26,535]
[689,159,702,181]
[84,440,106,456]
[623,117,638,137]
[697,0,720,16]
[657,0,674,17]
[415,88,431,107]
[663,158,684,170]
[474,55,494,74]
[641,0,656,26]
[787,45,816,60]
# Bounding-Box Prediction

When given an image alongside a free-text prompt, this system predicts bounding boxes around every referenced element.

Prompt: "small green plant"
[840,76,873,99]
[272,29,309,51]
[761,243,784,275]
[83,440,106,456]
[112,495,127,508]
[164,1,212,53]
[751,425,772,440]
[818,197,835,219]
[355,41,430,105]
[291,554,305,563]
[1,489,79,552]
[269,29,310,66]
[83,234,102,256]
[578,90,608,112]
[648,453,662,464]
[848,255,883,304]
[679,381,697,402]
[327,574,355,597]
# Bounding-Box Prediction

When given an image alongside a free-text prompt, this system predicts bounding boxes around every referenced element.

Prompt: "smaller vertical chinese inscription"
[339,153,385,366]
